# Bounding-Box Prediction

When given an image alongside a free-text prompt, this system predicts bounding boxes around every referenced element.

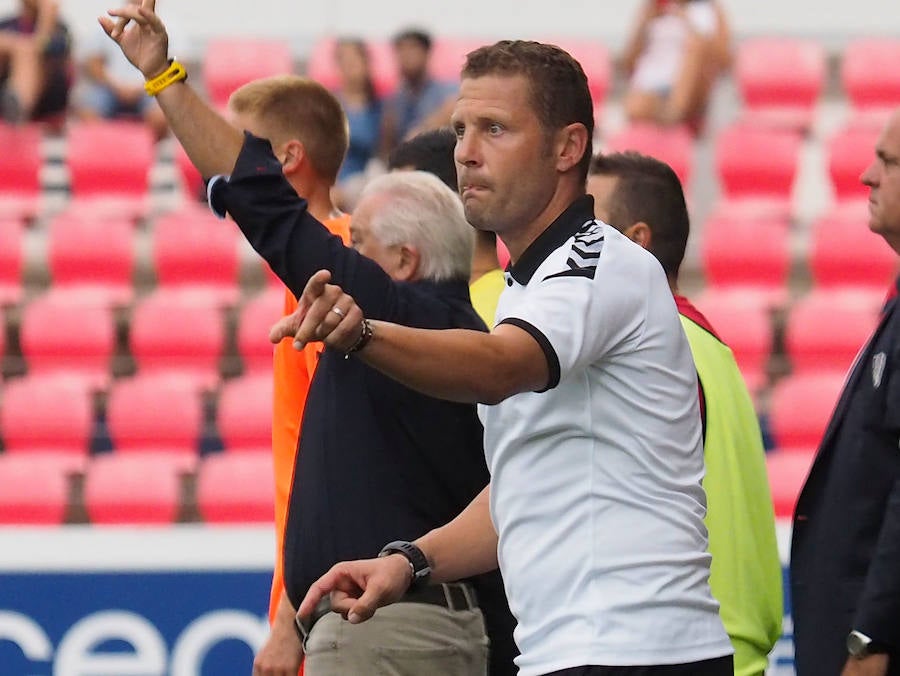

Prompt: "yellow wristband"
[144,59,187,97]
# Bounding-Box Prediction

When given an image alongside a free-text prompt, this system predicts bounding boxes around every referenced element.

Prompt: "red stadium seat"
[842,39,900,116]
[47,212,135,306]
[605,124,694,187]
[810,213,898,291]
[84,453,183,524]
[700,216,790,303]
[218,373,273,451]
[430,38,485,84]
[766,450,816,519]
[826,126,879,204]
[106,374,203,463]
[735,38,826,132]
[19,290,116,388]
[197,452,274,523]
[130,288,226,389]
[238,287,283,373]
[0,218,24,305]
[66,121,155,220]
[0,374,93,456]
[0,123,42,219]
[203,38,294,107]
[0,455,71,524]
[152,207,241,307]
[785,290,882,374]
[769,372,846,449]
[552,39,612,108]
[307,37,398,97]
[713,124,802,220]
[694,290,773,390]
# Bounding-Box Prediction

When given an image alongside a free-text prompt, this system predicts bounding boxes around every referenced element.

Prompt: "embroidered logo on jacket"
[873,352,887,389]
[544,220,605,281]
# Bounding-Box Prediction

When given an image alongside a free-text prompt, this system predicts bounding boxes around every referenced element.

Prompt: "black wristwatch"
[378,540,431,590]
[847,630,888,659]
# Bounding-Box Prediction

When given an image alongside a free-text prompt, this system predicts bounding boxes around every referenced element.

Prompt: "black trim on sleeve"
[499,318,561,392]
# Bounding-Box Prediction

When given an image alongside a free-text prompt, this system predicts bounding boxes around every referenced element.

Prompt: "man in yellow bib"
[588,152,783,676]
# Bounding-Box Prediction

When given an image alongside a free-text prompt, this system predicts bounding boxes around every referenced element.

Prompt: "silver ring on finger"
[331,305,346,319]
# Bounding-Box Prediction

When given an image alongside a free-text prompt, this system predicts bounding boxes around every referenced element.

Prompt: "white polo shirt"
[479,197,732,675]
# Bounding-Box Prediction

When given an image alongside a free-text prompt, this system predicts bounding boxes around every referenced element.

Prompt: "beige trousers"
[303,599,489,676]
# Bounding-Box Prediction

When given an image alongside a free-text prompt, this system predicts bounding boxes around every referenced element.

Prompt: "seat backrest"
[218,374,273,451]
[0,218,24,287]
[696,292,773,376]
[769,372,847,449]
[67,121,155,197]
[238,287,283,373]
[196,452,274,523]
[152,207,240,288]
[106,373,203,453]
[84,453,182,524]
[715,124,802,198]
[48,212,135,289]
[766,450,816,519]
[0,374,93,453]
[810,213,898,289]
[735,38,825,108]
[701,216,789,289]
[203,38,294,107]
[605,123,694,186]
[0,123,41,196]
[0,455,70,524]
[826,126,880,202]
[842,39,900,109]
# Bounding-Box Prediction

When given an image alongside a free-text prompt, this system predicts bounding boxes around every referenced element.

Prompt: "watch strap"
[378,540,431,589]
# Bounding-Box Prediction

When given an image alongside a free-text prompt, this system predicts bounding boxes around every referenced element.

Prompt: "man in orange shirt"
[227,75,351,667]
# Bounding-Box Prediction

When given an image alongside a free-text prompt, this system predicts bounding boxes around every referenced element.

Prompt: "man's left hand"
[841,654,889,676]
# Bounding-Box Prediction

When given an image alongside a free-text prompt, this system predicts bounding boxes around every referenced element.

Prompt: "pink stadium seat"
[84,453,183,524]
[713,124,802,220]
[842,39,900,115]
[238,287,282,373]
[606,124,694,187]
[203,38,294,107]
[826,126,879,203]
[218,373,273,451]
[0,374,93,456]
[769,372,846,449]
[700,216,790,302]
[197,452,274,523]
[695,290,773,390]
[19,290,116,388]
[785,290,882,374]
[130,288,226,389]
[307,37,398,97]
[810,213,898,290]
[152,207,241,307]
[106,374,203,463]
[0,455,71,524]
[47,212,135,306]
[766,450,816,519]
[430,38,485,84]
[0,123,42,219]
[0,218,24,305]
[552,39,612,108]
[66,121,155,220]
[735,38,826,132]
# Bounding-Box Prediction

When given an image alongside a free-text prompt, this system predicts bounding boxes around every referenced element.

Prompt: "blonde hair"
[229,75,349,183]
[361,171,474,282]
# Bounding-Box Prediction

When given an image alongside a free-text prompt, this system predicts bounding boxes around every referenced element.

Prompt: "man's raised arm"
[100,0,242,178]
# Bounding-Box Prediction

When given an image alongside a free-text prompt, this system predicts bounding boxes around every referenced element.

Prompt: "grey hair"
[360,170,474,282]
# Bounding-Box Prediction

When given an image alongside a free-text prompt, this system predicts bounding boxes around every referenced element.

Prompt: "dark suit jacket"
[791,280,900,676]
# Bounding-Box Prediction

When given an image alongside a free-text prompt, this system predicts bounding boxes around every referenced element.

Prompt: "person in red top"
[226,74,351,672]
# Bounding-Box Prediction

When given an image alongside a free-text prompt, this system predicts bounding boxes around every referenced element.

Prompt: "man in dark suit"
[791,108,900,676]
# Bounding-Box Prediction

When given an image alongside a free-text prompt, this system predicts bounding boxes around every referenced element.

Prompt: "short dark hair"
[393,28,432,52]
[388,127,458,193]
[462,40,594,182]
[590,152,689,279]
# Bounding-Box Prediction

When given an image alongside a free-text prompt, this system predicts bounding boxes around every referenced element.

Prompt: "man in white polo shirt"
[278,40,734,676]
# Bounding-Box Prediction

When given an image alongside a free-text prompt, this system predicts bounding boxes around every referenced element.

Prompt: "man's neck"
[470,239,501,284]
[501,185,585,264]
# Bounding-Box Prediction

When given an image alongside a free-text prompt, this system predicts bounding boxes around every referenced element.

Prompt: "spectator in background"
[379,28,456,159]
[588,152,783,676]
[74,0,170,140]
[791,108,900,676]
[0,0,70,124]
[389,127,504,326]
[621,0,731,131]
[333,39,382,191]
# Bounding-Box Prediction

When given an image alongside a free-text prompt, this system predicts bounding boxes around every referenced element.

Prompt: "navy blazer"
[791,279,900,676]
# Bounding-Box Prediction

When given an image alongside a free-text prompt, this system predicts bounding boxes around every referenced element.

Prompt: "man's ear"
[623,222,653,250]
[395,244,421,281]
[281,139,306,174]
[555,122,590,174]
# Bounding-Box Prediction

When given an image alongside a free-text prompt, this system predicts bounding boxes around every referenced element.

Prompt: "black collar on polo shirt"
[507,195,596,285]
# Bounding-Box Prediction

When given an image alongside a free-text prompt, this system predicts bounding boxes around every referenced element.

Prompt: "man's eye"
[489,123,503,135]
[453,126,465,138]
